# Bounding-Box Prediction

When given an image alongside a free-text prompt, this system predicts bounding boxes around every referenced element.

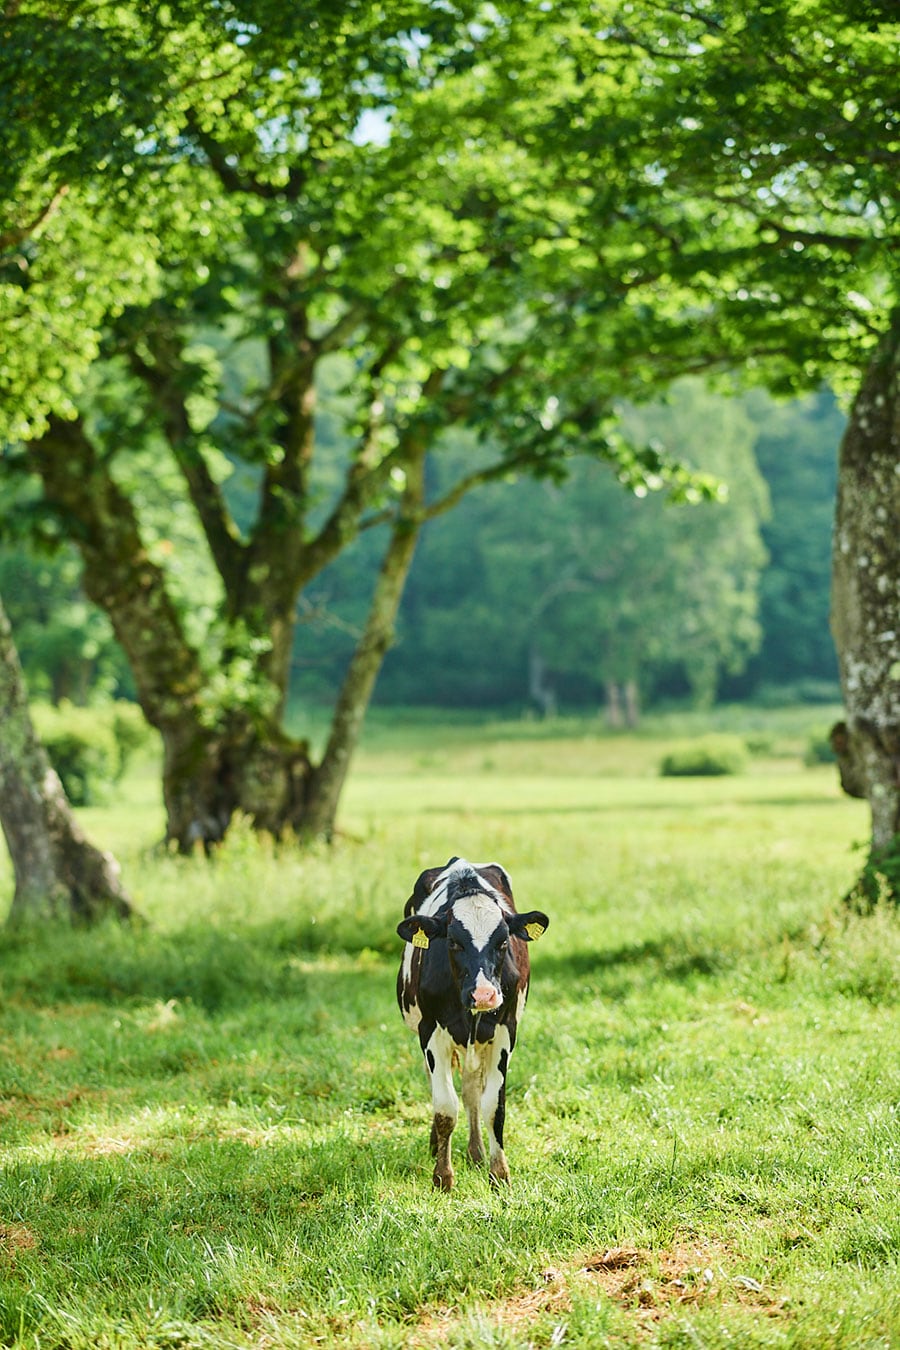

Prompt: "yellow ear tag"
[412,929,430,949]
[525,922,545,941]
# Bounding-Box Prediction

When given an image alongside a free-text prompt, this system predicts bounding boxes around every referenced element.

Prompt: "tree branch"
[127,345,246,592]
[422,458,517,522]
[297,365,445,583]
[0,184,69,250]
[758,218,894,254]
[182,109,305,200]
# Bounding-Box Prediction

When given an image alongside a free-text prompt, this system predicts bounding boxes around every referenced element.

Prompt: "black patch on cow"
[475,1011,499,1042]
[426,1048,436,1073]
[404,857,461,916]
[493,1052,509,1147]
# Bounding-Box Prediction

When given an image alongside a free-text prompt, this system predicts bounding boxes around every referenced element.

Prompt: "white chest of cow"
[395,856,549,1190]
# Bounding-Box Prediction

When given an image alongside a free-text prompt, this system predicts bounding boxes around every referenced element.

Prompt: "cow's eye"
[448,938,462,952]
[498,940,509,955]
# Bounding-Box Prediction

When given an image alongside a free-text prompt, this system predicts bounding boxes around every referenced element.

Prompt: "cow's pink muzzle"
[472,974,502,1012]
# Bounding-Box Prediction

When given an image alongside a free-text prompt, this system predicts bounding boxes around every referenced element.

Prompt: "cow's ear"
[404,864,446,916]
[508,910,549,942]
[397,914,445,949]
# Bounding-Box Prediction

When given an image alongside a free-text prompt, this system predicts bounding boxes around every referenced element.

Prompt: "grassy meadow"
[1,707,899,1349]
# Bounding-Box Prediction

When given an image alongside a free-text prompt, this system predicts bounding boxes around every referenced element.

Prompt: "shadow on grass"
[537,934,735,992]
[0,917,397,1013]
[0,915,752,1013]
[0,1132,421,1337]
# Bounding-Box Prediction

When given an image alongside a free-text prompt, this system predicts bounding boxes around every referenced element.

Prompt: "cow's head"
[398,894,549,1014]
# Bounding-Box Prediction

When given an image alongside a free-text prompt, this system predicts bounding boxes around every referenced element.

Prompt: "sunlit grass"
[1,709,897,1348]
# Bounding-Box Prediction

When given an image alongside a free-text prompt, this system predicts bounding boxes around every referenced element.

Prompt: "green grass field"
[1,708,898,1349]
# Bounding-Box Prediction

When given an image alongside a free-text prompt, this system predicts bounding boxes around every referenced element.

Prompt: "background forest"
[1,378,841,721]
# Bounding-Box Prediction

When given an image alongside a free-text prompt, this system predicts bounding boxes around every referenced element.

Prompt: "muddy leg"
[424,1027,458,1190]
[462,1057,487,1166]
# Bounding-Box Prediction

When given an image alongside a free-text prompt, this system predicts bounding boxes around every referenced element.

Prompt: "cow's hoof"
[467,1142,486,1167]
[489,1157,510,1186]
[432,1166,454,1191]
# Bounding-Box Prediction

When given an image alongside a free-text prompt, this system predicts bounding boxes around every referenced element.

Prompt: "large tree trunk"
[159,716,312,853]
[0,596,134,925]
[830,312,900,906]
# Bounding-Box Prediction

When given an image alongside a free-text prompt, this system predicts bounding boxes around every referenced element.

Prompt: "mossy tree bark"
[830,310,900,906]
[0,595,134,925]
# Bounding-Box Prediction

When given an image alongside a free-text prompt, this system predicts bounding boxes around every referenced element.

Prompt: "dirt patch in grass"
[409,1239,786,1345]
[578,1241,782,1319]
[0,1224,38,1259]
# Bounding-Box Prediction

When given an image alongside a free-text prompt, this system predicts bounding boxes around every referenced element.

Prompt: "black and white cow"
[396,856,549,1190]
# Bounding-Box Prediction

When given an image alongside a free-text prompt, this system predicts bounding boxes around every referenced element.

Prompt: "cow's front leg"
[482,1029,512,1185]
[461,1041,487,1167]
[423,1026,458,1190]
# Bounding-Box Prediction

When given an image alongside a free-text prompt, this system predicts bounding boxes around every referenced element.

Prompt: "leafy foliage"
[0,544,131,704]
[741,389,843,692]
[373,379,768,711]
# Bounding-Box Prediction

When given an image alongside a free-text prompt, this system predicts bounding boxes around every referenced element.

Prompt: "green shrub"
[31,700,152,806]
[744,733,775,756]
[110,700,153,777]
[659,734,748,777]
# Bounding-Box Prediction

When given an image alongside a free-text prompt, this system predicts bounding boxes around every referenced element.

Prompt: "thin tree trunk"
[623,678,641,728]
[830,311,900,906]
[0,596,134,925]
[529,647,557,719]
[605,680,624,728]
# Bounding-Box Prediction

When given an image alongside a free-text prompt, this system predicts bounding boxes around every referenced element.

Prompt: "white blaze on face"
[452,895,504,951]
[452,894,505,1011]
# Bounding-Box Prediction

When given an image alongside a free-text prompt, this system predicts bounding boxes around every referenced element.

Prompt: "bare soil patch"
[408,1238,785,1345]
[0,1224,38,1258]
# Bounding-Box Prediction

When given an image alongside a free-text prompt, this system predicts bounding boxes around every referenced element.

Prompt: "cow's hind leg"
[423,1026,458,1190]
[482,1029,512,1185]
